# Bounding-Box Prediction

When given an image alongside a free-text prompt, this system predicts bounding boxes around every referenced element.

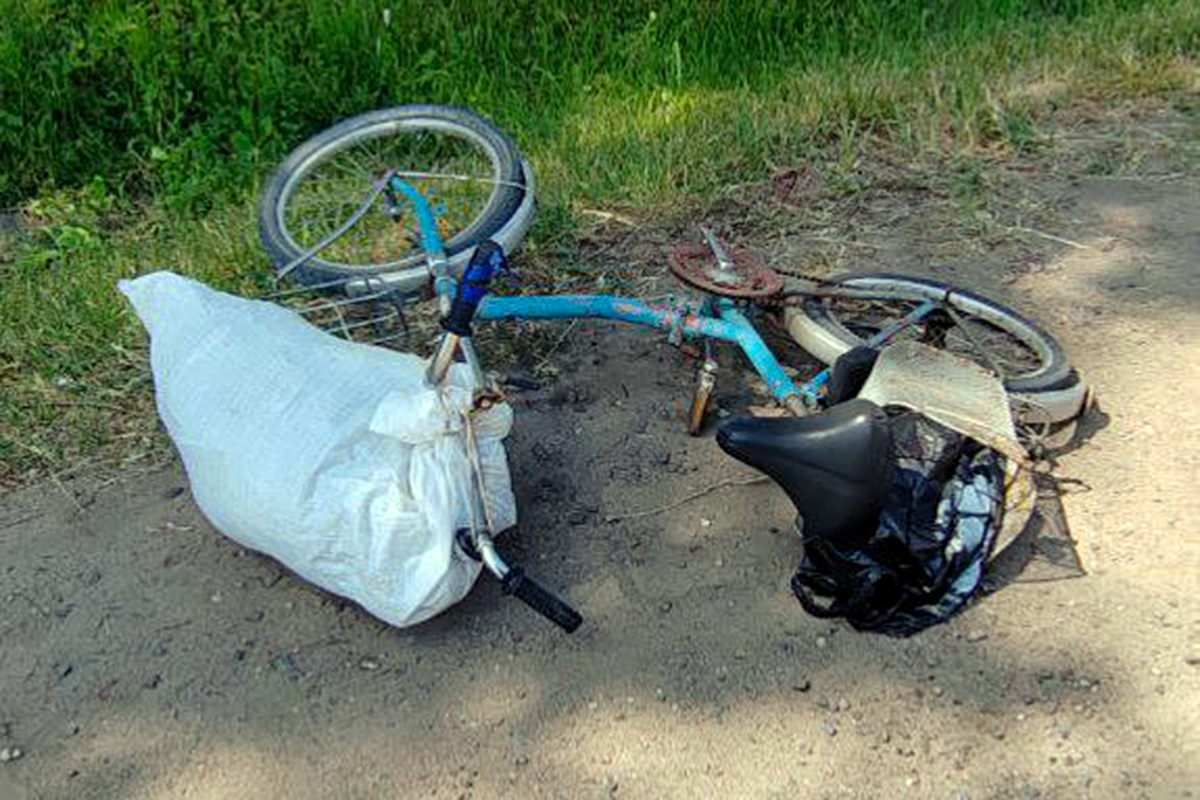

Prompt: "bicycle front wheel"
[784,273,1088,424]
[259,105,533,292]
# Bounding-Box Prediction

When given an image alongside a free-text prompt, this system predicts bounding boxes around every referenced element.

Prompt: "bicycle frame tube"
[387,175,445,259]
[383,177,941,412]
[477,295,806,408]
[479,294,941,408]
[387,175,458,316]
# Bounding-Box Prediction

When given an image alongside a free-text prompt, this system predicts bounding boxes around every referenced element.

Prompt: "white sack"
[119,271,515,627]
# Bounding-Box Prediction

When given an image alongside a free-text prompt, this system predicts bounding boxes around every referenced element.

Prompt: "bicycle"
[256,105,1089,631]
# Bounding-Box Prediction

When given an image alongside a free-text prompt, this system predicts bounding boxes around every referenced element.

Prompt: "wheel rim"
[812,279,1060,385]
[275,118,512,273]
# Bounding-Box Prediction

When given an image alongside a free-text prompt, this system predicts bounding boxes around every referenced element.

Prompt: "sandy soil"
[2,107,1198,799]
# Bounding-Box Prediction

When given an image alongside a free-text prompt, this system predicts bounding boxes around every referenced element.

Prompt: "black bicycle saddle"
[716,398,893,547]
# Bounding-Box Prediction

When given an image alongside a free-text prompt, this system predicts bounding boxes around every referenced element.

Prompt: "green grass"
[1,0,1198,482]
[3,1,1197,208]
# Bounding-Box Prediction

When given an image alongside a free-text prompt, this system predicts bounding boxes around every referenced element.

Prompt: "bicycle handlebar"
[501,567,583,633]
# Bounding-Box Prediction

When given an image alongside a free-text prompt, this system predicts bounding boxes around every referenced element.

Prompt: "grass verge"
[1,1,1198,485]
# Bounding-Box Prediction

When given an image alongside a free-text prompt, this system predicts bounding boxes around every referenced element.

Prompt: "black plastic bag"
[791,410,1006,637]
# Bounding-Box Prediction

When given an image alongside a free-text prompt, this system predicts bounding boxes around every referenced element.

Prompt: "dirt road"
[2,110,1198,799]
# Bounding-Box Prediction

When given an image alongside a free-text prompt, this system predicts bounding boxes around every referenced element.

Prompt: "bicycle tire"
[259,105,532,292]
[784,273,1088,424]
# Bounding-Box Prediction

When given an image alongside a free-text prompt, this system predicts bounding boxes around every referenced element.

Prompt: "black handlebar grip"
[501,568,583,633]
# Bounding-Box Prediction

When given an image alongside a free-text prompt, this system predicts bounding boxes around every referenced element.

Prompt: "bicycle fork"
[427,241,584,633]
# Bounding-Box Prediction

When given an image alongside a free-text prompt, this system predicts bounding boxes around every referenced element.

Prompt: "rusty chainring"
[667,240,784,299]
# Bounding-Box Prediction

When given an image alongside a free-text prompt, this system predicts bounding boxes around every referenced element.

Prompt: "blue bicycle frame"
[392,176,936,413]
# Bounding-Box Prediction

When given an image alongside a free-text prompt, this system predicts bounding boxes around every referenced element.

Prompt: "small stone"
[210,593,222,603]
[905,777,916,788]
[1016,713,1026,721]
[270,653,303,679]
[793,679,812,693]
[816,636,828,649]
[588,701,599,711]
[659,601,673,614]
[714,557,724,568]
[700,518,712,528]
[514,755,529,767]
[966,631,988,643]
[0,747,22,762]
[836,698,850,712]
[1184,651,1200,666]
[932,686,944,697]
[358,657,381,671]
[734,649,748,660]
[825,719,838,736]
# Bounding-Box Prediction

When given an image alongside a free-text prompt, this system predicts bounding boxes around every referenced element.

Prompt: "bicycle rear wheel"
[784,273,1088,424]
[259,105,533,292]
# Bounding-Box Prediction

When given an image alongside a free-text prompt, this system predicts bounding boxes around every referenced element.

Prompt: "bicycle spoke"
[277,122,508,271]
[944,318,1040,378]
[823,297,1045,380]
